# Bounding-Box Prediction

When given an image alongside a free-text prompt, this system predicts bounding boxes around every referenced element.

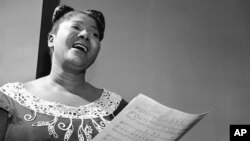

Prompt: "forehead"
[67,13,97,27]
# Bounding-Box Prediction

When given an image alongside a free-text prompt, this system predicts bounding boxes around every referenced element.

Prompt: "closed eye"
[92,33,99,38]
[72,25,80,30]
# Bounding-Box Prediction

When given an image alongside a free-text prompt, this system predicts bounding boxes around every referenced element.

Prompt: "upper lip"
[72,42,88,52]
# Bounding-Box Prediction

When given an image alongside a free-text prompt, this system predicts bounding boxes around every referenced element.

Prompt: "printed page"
[93,94,207,141]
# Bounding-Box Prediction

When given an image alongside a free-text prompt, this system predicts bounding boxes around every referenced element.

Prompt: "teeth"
[73,44,87,52]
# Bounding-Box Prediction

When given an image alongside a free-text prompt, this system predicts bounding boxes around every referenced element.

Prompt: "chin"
[67,55,95,69]
[73,60,95,70]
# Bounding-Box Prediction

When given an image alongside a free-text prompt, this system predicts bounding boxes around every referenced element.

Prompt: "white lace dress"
[0,82,127,141]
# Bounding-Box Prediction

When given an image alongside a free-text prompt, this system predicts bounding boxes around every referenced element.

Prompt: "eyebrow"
[72,20,98,31]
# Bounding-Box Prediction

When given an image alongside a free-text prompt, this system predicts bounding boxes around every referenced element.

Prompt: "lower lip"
[72,48,87,54]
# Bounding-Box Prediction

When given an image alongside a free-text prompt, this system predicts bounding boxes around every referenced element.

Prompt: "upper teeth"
[74,44,87,52]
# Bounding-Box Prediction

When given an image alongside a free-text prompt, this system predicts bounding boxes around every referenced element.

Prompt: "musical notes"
[93,94,207,141]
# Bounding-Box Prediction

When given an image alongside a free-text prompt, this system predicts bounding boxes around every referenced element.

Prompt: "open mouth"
[72,43,88,53]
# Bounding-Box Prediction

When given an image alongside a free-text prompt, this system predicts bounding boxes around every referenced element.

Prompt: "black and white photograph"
[0,0,250,141]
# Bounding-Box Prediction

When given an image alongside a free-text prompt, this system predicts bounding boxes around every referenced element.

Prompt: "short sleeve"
[113,99,128,116]
[0,91,13,117]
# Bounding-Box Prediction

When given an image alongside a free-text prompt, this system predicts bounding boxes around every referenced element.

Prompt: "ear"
[48,34,55,47]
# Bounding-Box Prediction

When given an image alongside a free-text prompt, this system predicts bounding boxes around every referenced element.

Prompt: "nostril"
[78,31,89,41]
[78,35,89,41]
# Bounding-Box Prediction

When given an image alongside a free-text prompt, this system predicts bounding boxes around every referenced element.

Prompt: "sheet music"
[93,94,207,141]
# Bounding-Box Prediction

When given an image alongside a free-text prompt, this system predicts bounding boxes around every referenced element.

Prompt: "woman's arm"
[0,109,8,141]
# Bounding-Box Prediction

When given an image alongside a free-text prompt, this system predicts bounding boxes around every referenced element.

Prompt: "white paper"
[93,94,207,141]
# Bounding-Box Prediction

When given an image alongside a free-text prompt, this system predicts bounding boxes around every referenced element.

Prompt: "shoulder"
[0,82,20,117]
[22,78,44,94]
[102,89,126,103]
[0,82,23,97]
[102,89,128,116]
[0,82,25,98]
[0,83,14,139]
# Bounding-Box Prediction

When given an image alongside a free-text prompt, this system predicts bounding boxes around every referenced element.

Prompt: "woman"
[0,5,127,141]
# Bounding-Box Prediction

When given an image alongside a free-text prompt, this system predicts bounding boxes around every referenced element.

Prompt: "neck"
[48,61,87,93]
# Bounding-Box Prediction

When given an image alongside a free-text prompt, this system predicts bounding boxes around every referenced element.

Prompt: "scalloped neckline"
[19,82,105,108]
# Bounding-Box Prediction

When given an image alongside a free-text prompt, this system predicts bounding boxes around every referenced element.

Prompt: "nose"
[78,29,89,40]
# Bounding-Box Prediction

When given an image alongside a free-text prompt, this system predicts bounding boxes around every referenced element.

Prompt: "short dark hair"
[49,5,105,41]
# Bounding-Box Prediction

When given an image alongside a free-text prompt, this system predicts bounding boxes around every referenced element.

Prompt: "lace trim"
[0,82,122,141]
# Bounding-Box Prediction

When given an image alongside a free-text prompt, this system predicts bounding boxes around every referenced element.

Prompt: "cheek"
[91,40,101,51]
[64,32,76,44]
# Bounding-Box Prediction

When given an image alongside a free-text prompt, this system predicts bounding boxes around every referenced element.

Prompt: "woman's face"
[49,13,101,71]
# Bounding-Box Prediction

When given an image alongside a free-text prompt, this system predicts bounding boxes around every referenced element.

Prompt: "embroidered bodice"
[0,82,127,141]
